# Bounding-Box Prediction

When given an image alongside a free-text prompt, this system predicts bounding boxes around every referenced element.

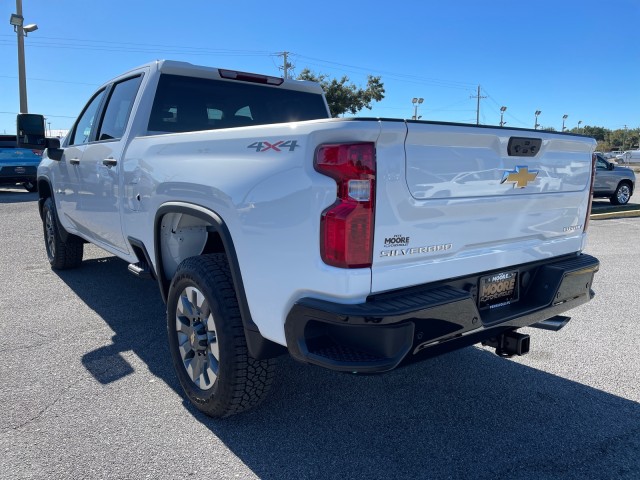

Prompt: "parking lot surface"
[1,188,639,480]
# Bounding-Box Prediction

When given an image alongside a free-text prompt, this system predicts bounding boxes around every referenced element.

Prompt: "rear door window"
[97,75,144,141]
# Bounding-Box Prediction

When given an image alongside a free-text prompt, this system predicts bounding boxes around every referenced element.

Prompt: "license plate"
[478,270,519,309]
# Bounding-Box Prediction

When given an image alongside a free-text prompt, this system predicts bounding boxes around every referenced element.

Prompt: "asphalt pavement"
[1,188,639,480]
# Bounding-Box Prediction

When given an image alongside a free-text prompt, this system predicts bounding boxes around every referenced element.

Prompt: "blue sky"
[1,0,638,135]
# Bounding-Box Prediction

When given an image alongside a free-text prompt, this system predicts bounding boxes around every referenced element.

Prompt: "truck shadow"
[55,256,640,480]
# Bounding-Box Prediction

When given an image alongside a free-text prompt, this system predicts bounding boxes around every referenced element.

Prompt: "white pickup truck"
[37,60,600,417]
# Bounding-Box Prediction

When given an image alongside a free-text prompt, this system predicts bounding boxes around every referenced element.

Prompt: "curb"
[590,209,640,220]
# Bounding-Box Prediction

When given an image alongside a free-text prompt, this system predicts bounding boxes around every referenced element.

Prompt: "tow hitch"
[483,331,530,357]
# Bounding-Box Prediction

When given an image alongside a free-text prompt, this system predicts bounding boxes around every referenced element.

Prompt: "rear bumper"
[284,253,599,373]
[0,165,37,184]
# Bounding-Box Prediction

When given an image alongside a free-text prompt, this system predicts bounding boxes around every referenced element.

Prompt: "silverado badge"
[500,166,538,188]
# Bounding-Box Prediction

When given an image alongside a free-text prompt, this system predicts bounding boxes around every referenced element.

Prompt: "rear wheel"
[167,254,275,418]
[42,197,84,269]
[610,182,632,205]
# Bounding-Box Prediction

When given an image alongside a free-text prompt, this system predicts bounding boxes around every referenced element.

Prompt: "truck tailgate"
[372,121,595,294]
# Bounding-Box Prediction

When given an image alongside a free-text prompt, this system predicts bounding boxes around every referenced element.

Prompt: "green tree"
[297,68,385,117]
[579,125,607,141]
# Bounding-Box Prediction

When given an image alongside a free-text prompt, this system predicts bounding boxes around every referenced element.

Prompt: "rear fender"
[154,202,285,359]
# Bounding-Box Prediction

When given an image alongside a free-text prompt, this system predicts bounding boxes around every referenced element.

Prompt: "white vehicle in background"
[616,150,640,164]
[606,151,624,160]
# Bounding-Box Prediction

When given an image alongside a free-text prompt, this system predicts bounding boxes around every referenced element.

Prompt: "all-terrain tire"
[42,197,84,269]
[167,254,275,418]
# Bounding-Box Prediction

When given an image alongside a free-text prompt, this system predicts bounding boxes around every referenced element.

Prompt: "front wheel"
[167,254,275,418]
[42,197,84,269]
[610,182,632,205]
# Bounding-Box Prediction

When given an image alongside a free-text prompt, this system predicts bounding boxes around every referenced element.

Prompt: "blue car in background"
[0,135,41,192]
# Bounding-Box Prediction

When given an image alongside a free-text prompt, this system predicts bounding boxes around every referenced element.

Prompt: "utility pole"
[623,125,628,150]
[470,85,486,125]
[278,51,293,79]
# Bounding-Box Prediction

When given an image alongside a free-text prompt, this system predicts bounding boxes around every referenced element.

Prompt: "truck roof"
[107,60,324,96]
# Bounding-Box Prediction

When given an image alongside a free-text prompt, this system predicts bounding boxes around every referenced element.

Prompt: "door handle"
[69,158,80,165]
[103,158,117,167]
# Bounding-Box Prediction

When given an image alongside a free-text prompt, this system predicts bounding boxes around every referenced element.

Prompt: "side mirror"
[608,162,615,171]
[44,137,63,161]
[16,113,47,150]
[45,137,60,149]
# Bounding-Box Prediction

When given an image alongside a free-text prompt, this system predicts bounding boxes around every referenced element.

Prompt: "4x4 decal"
[247,140,300,152]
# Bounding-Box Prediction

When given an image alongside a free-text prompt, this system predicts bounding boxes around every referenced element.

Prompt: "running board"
[128,261,152,279]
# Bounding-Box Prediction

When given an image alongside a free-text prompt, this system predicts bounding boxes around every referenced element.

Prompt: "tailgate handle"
[508,137,541,157]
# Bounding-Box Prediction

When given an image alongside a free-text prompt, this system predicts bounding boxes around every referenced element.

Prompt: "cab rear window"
[147,74,328,134]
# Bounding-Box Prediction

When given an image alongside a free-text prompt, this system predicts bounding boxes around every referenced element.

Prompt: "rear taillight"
[584,153,597,232]
[314,143,376,268]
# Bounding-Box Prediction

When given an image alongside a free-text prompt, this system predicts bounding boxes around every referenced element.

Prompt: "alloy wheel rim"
[618,185,630,204]
[175,286,220,390]
[45,209,56,259]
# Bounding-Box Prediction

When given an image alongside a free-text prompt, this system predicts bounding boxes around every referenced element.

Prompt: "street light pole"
[534,110,541,130]
[562,114,568,132]
[411,97,424,120]
[577,120,582,132]
[499,106,507,127]
[10,0,37,114]
[15,0,27,113]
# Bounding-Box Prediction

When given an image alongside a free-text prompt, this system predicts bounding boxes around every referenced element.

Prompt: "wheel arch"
[36,177,79,244]
[37,177,53,219]
[154,202,285,360]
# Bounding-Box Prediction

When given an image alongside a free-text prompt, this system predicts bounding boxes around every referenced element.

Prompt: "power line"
[482,86,528,127]
[0,74,98,86]
[0,34,272,56]
[293,54,476,90]
[0,110,77,118]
